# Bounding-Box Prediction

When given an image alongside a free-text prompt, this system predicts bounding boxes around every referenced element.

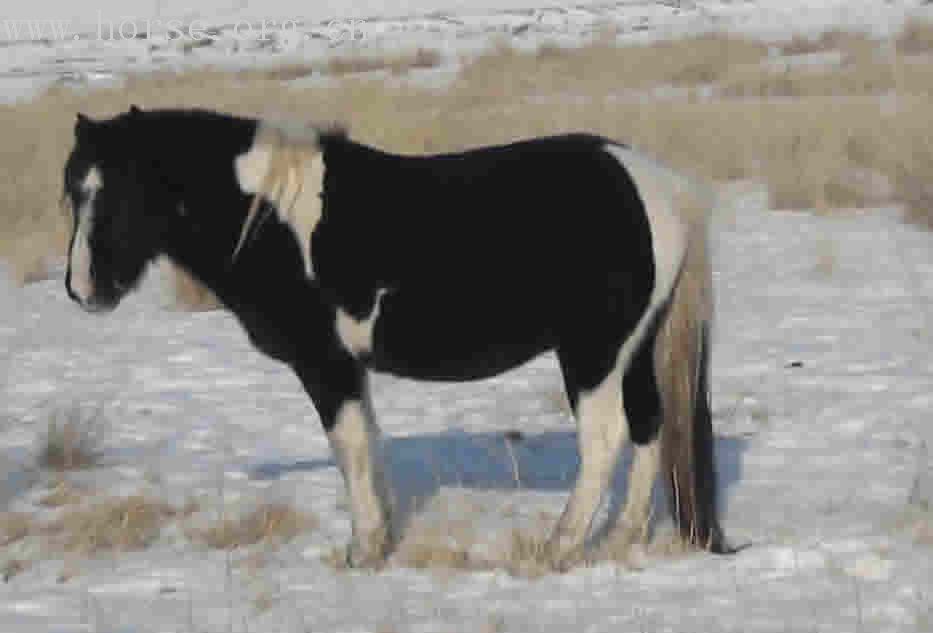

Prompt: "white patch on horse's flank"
[328,399,392,549]
[336,289,387,357]
[69,167,102,302]
[605,144,688,310]
[234,121,325,277]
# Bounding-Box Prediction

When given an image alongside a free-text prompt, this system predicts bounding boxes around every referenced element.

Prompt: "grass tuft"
[45,495,179,554]
[189,503,316,550]
[37,411,101,472]
[897,19,933,55]
[328,48,442,77]
[38,479,89,508]
[0,512,35,547]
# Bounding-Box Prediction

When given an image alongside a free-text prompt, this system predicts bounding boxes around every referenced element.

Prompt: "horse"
[62,106,731,568]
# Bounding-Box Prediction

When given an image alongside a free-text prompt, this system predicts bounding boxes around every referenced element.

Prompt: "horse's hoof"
[345,531,392,570]
[543,537,585,573]
[345,544,387,570]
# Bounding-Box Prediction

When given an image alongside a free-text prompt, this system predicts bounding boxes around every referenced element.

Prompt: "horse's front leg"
[295,358,393,568]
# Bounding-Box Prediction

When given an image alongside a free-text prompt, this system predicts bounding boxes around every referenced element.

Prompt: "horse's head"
[63,106,171,313]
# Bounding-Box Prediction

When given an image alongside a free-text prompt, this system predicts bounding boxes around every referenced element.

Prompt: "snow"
[2,183,932,632]
[3,0,933,103]
[3,1,933,632]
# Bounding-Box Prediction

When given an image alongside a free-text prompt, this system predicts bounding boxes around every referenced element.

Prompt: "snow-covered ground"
[1,182,932,633]
[3,1,933,632]
[3,0,933,103]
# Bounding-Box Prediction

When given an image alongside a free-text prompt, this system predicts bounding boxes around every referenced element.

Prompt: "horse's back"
[327,134,652,288]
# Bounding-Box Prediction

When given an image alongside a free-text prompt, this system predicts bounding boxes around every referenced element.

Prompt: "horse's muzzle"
[65,279,119,314]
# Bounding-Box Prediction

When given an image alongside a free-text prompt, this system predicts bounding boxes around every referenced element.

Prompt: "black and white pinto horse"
[63,107,730,568]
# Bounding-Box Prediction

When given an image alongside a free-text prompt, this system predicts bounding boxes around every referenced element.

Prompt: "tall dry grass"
[3,27,933,295]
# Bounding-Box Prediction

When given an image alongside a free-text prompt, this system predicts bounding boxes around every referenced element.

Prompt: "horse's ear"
[75,112,96,139]
[129,104,143,116]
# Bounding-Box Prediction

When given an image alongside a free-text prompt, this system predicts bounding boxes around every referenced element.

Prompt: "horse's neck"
[162,199,240,303]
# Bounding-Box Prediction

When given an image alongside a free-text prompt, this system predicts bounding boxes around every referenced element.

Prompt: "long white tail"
[654,184,729,552]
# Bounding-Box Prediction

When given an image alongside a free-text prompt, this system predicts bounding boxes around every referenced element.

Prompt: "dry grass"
[328,47,442,77]
[223,47,442,82]
[779,29,877,58]
[44,495,179,554]
[395,519,478,572]
[719,56,933,99]
[0,512,35,547]
[897,19,933,55]
[459,34,768,99]
[37,413,100,471]
[393,520,676,577]
[5,26,933,295]
[38,478,89,508]
[1,558,29,582]
[189,503,316,550]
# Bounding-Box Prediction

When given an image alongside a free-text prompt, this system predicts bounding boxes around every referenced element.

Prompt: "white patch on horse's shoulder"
[336,290,387,357]
[69,167,103,302]
[234,121,326,278]
[234,143,273,194]
[83,167,102,191]
[604,144,687,307]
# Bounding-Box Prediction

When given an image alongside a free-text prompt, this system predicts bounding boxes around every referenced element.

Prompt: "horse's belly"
[367,287,553,381]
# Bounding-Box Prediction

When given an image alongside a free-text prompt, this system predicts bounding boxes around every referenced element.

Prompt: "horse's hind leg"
[615,328,663,546]
[547,339,629,567]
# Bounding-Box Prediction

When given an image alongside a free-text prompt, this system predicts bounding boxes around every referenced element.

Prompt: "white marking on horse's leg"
[69,167,102,303]
[549,365,628,562]
[336,290,386,358]
[546,146,692,566]
[604,144,687,307]
[234,122,325,278]
[550,239,671,564]
[618,437,660,543]
[328,397,392,565]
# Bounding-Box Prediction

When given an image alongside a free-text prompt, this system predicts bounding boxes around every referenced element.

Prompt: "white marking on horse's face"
[336,289,387,357]
[604,144,688,308]
[234,124,325,278]
[69,167,102,303]
[328,399,392,543]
